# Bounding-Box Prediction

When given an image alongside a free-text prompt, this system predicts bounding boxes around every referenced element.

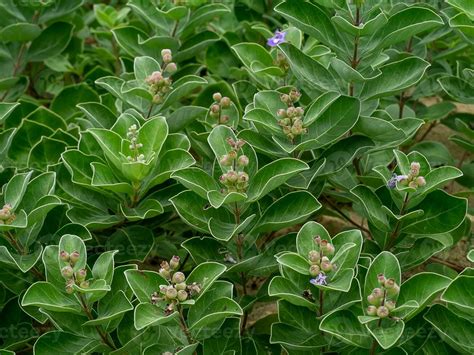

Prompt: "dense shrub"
[0,0,472,354]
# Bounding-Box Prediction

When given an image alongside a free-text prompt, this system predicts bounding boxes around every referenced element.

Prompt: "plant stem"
[4,231,45,280]
[78,293,116,350]
[386,193,410,249]
[178,305,193,344]
[369,290,386,355]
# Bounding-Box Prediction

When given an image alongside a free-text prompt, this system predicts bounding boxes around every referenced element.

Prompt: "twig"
[386,193,409,249]
[429,257,465,272]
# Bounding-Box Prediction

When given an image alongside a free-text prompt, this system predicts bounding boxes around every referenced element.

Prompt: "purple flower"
[267,30,286,47]
[387,173,408,189]
[310,273,327,286]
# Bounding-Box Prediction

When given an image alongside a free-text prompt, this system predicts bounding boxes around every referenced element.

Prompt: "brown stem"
[429,257,465,272]
[322,196,372,238]
[178,305,193,344]
[146,102,154,119]
[417,121,437,143]
[78,293,116,350]
[398,92,406,119]
[386,193,409,249]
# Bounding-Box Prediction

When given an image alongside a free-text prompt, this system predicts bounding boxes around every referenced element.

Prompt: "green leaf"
[398,272,451,320]
[441,275,474,318]
[77,102,116,129]
[51,84,100,120]
[0,23,41,42]
[438,76,474,104]
[320,310,372,348]
[105,226,154,263]
[92,251,116,285]
[0,102,20,125]
[3,171,33,210]
[447,0,474,19]
[208,214,255,242]
[22,282,82,314]
[171,167,220,199]
[351,185,390,232]
[84,291,133,326]
[58,234,87,271]
[402,190,467,235]
[268,276,317,311]
[124,269,168,303]
[366,319,405,350]
[186,262,227,299]
[277,43,339,92]
[255,191,321,232]
[276,252,310,275]
[33,331,101,355]
[134,56,161,83]
[296,221,331,258]
[360,57,430,100]
[424,304,474,354]
[246,159,309,202]
[27,22,74,62]
[0,244,43,273]
[133,302,178,330]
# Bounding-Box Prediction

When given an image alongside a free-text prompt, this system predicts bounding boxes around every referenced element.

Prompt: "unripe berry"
[385,300,396,310]
[65,284,74,294]
[159,268,170,280]
[220,155,233,166]
[280,94,290,104]
[309,264,320,276]
[237,172,249,183]
[69,251,80,264]
[295,107,304,116]
[377,306,389,318]
[277,109,287,118]
[220,115,229,124]
[175,282,187,291]
[61,266,74,279]
[367,294,379,306]
[372,288,383,299]
[289,89,301,102]
[410,162,420,176]
[367,305,377,316]
[80,280,90,289]
[211,104,220,113]
[226,171,238,183]
[416,176,426,187]
[377,273,386,286]
[165,62,177,73]
[172,272,185,284]
[286,107,296,117]
[220,97,231,108]
[308,250,320,264]
[161,49,172,57]
[177,290,188,302]
[75,268,87,282]
[321,260,333,272]
[60,251,70,262]
[213,92,222,102]
[166,287,178,300]
[169,255,180,270]
[237,155,249,167]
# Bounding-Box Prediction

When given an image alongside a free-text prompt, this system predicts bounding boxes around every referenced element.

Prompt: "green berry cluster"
[59,250,89,294]
[277,89,307,141]
[145,49,177,104]
[308,236,336,277]
[0,203,15,225]
[126,124,145,163]
[398,162,426,189]
[209,92,232,125]
[219,138,249,193]
[366,274,400,318]
[154,256,202,315]
[274,51,289,72]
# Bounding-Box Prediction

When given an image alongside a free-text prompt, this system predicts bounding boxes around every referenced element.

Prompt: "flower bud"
[277,109,287,118]
[289,89,301,102]
[61,266,74,279]
[367,294,379,305]
[321,260,333,272]
[159,268,170,280]
[172,272,185,284]
[372,287,383,299]
[280,94,290,104]
[377,306,389,318]
[410,162,420,176]
[384,278,396,289]
[80,280,90,289]
[295,107,304,116]
[237,155,249,167]
[166,287,178,300]
[161,261,170,270]
[151,292,160,304]
[385,300,396,310]
[65,284,74,294]
[161,49,172,57]
[309,264,320,276]
[286,107,296,117]
[75,268,87,282]
[367,305,377,316]
[165,62,177,73]
[308,250,320,264]
[377,273,386,286]
[220,97,231,108]
[213,92,222,102]
[408,181,417,189]
[237,172,249,183]
[177,290,188,302]
[416,176,426,187]
[60,251,70,262]
[325,243,335,256]
[226,171,238,183]
[211,104,220,114]
[169,255,180,270]
[187,282,201,295]
[220,155,233,166]
[69,251,80,264]
[314,235,321,244]
[159,285,168,294]
[175,282,187,291]
[220,115,229,124]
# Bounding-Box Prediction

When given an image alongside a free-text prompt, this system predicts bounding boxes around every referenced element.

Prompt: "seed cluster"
[0,204,15,225]
[126,124,145,163]
[209,92,232,125]
[219,138,249,193]
[153,256,202,315]
[59,250,89,294]
[145,49,177,104]
[366,274,400,318]
[277,89,307,141]
[308,236,337,286]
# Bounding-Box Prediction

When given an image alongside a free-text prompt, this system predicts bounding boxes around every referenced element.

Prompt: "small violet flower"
[310,273,327,286]
[267,30,286,47]
[387,173,408,189]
